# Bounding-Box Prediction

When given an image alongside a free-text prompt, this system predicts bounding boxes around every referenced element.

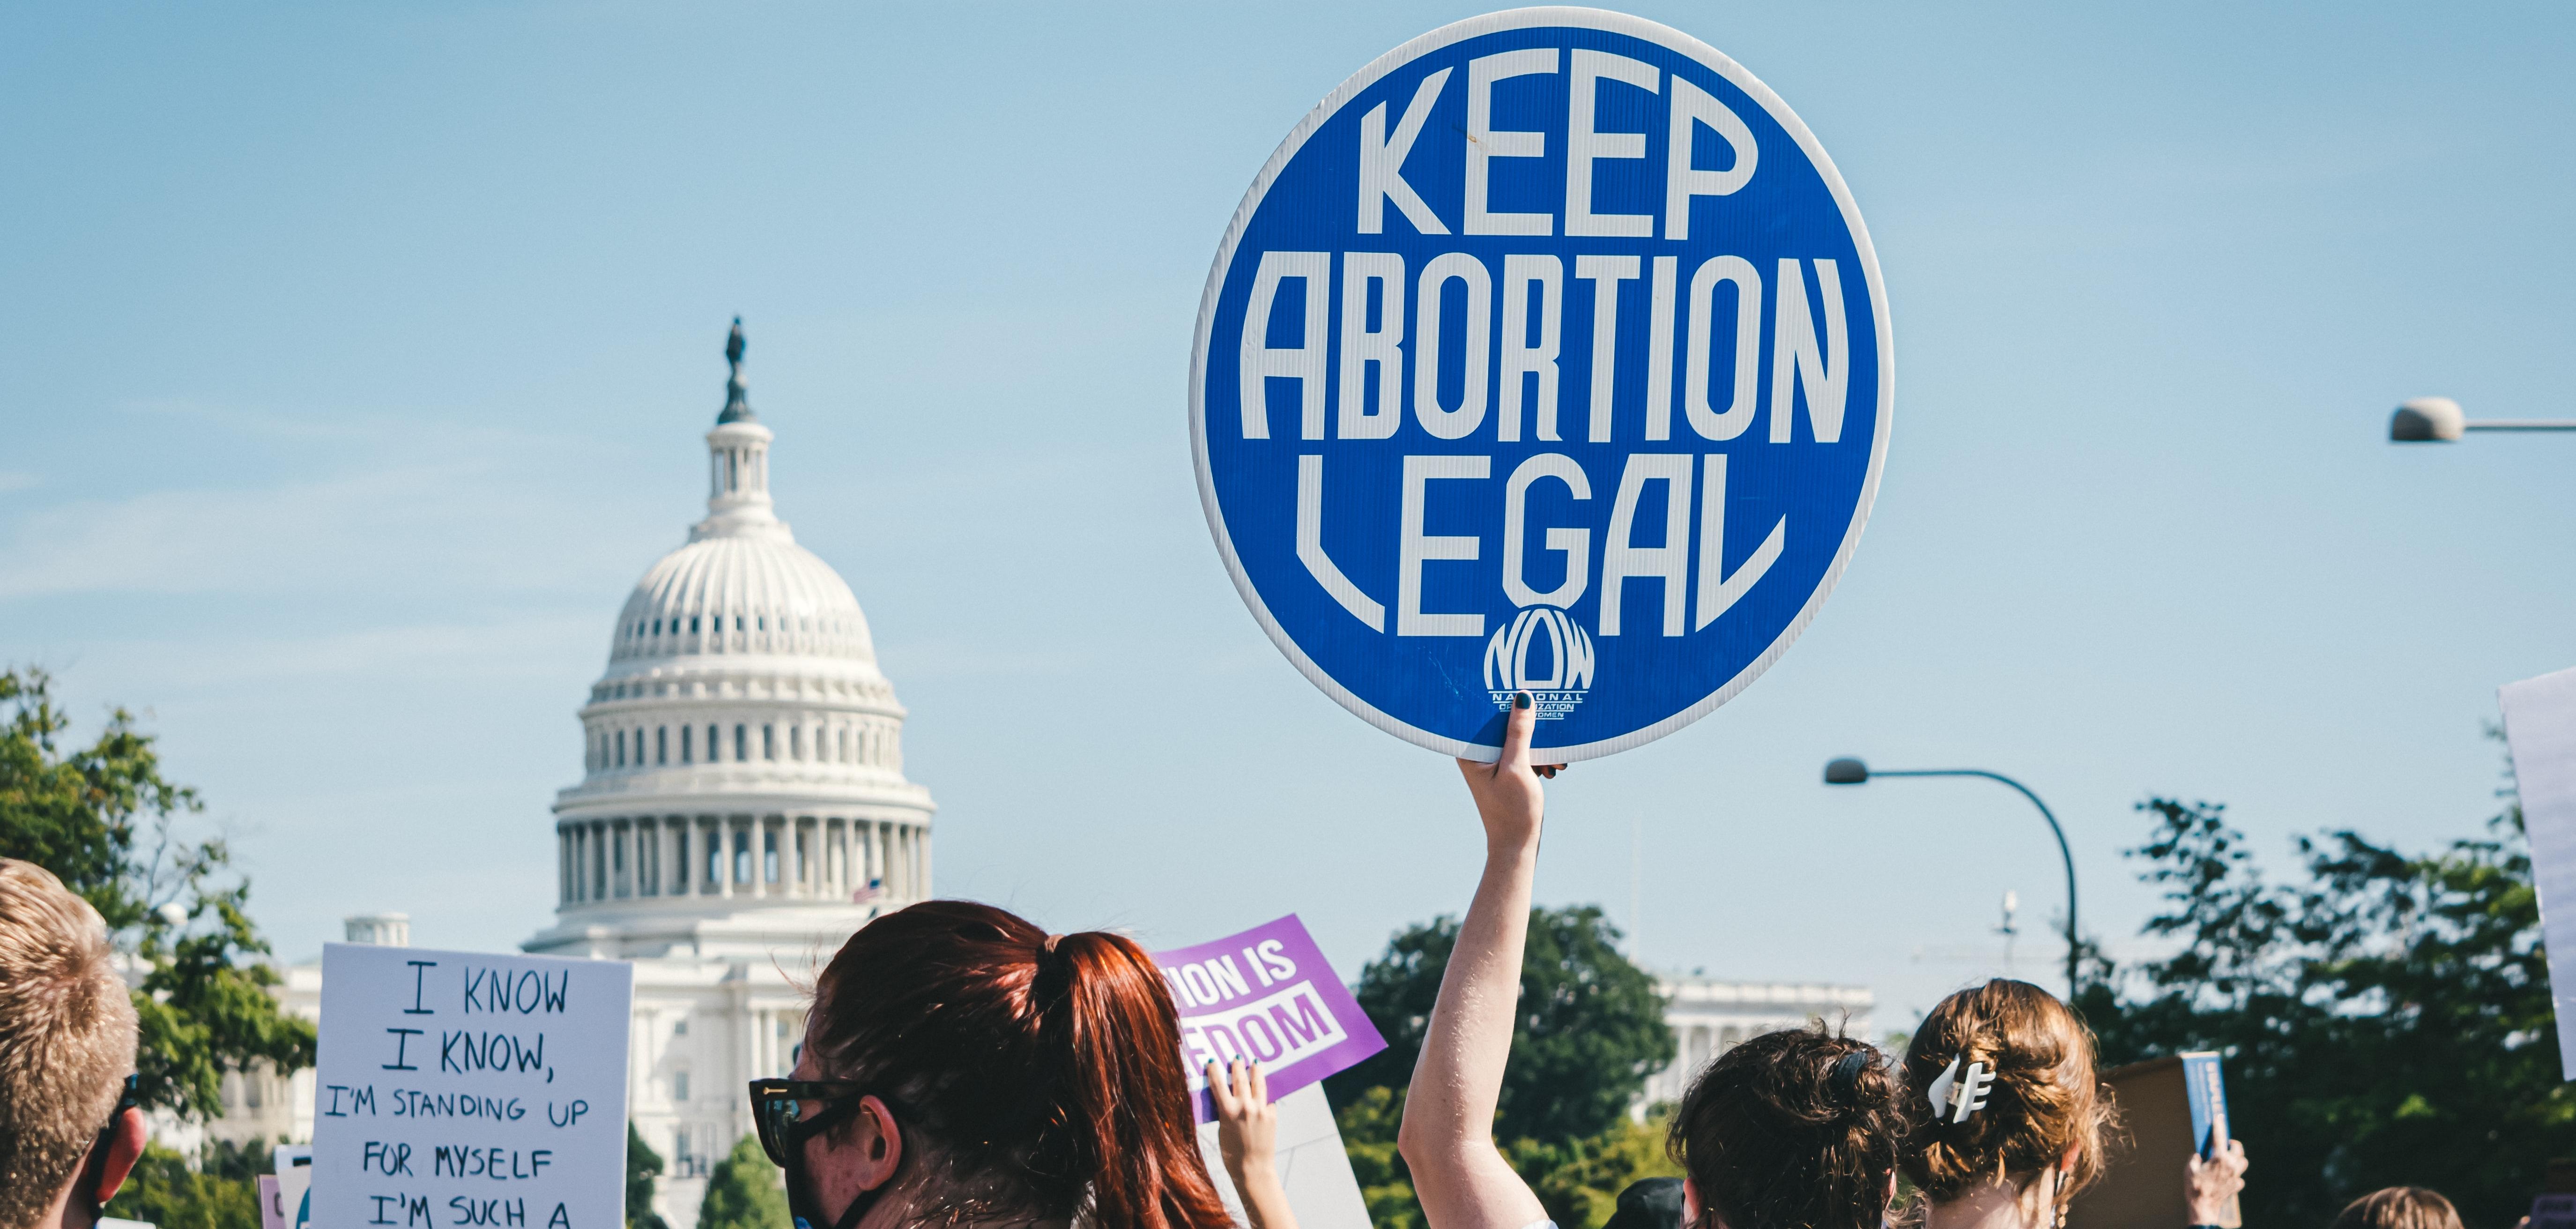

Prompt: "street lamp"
[1823,758,2080,998]
[2389,396,2576,442]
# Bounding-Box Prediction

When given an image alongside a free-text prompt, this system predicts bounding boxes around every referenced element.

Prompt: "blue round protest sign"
[1191,8,1891,761]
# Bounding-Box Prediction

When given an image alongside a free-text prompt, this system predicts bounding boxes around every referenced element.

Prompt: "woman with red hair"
[750,901,1235,1229]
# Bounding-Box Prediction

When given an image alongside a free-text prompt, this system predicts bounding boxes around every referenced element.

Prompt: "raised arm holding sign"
[1397,696,1557,1229]
[1400,699,1906,1229]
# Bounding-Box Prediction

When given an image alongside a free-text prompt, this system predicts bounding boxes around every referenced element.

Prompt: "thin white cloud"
[0,459,653,601]
[87,615,602,692]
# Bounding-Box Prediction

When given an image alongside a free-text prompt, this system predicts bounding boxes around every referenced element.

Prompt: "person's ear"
[93,1107,147,1205]
[1683,1176,1728,1229]
[848,1095,904,1192]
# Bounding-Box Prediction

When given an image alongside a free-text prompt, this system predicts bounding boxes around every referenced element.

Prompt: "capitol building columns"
[549,813,930,909]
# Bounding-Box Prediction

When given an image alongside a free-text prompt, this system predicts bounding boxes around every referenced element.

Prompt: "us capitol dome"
[520,320,938,1213]
[194,321,936,1221]
[524,316,935,961]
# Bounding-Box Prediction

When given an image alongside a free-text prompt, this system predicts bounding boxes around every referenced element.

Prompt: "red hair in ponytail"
[806,901,1232,1229]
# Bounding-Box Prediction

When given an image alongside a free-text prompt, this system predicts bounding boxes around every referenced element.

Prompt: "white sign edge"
[2500,665,2576,1081]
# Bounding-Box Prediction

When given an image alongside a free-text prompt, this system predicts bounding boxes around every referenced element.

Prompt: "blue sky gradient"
[5,2,2572,1022]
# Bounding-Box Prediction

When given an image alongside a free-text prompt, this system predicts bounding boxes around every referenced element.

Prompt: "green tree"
[629,1121,670,1229]
[1335,1085,1681,1229]
[104,1146,260,1229]
[1335,1086,1422,1229]
[697,1134,790,1229]
[0,668,316,1119]
[1506,1108,1683,1229]
[1327,905,1673,1143]
[1327,905,1676,1229]
[2075,788,2573,1228]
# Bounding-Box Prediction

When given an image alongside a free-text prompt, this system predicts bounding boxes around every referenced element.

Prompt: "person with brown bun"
[1396,697,1907,1229]
[1899,978,2248,1229]
[748,900,1235,1229]
[0,860,148,1229]
[2327,1187,2463,1229]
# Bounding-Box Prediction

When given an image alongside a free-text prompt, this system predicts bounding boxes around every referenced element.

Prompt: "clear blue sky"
[6,2,2572,1025]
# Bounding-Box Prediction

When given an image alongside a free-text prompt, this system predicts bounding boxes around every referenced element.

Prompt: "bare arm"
[1398,696,1558,1229]
[1210,1058,1299,1229]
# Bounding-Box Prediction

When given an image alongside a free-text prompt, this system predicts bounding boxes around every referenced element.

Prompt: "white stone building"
[205,321,936,1225]
[1637,974,1876,1110]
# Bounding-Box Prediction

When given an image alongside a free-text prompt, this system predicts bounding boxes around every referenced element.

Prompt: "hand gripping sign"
[1191,8,1892,760]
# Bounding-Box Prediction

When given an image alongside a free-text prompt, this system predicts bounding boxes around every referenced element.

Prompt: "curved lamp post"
[2389,396,2576,442]
[1823,758,2080,997]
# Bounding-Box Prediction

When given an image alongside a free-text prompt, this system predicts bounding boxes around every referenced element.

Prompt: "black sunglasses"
[745,1078,884,1168]
[104,1073,139,1129]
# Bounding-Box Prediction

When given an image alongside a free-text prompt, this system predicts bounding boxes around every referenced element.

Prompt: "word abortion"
[1237,250,1844,448]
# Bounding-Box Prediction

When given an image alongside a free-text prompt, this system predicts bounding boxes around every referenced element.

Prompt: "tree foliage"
[1336,1086,1423,1229]
[1335,1080,1682,1229]
[1328,905,1677,1229]
[696,1134,789,1229]
[104,1142,268,1229]
[629,1121,670,1229]
[0,668,316,1120]
[1327,905,1674,1142]
[1504,1109,1683,1229]
[2075,790,2572,1228]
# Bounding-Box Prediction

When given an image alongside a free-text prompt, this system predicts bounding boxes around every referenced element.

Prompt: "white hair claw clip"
[1925,1055,1994,1124]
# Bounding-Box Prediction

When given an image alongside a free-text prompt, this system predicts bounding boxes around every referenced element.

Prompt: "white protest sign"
[1194,1084,1371,1229]
[2502,665,2576,1080]
[310,944,633,1229]
[274,1145,311,1229]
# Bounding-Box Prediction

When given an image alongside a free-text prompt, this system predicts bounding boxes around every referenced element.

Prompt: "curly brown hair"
[1899,980,2112,1207]
[1664,1025,1902,1229]
[2328,1187,2463,1229]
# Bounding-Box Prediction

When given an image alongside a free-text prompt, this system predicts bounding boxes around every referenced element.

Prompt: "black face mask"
[751,1080,906,1229]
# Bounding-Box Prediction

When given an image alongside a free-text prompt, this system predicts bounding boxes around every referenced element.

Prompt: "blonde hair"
[2328,1188,2463,1229]
[0,860,139,1229]
[1898,979,2111,1205]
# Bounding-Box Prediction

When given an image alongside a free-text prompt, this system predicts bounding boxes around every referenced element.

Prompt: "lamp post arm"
[1871,769,2079,995]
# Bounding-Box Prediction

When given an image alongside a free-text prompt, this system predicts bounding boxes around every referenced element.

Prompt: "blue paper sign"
[1191,8,1893,760]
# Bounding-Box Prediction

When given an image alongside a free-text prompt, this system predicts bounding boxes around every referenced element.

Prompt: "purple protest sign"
[1153,914,1386,1123]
